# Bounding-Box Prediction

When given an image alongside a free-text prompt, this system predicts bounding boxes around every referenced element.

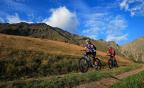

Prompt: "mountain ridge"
[0,22,120,53]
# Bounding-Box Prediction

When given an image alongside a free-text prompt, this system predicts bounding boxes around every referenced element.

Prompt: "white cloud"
[120,0,144,16]
[73,0,128,44]
[6,13,33,23]
[106,15,127,40]
[43,6,79,33]
[82,13,128,43]
[3,0,33,13]
[82,13,107,39]
[106,34,128,42]
[106,15,128,43]
[120,0,129,10]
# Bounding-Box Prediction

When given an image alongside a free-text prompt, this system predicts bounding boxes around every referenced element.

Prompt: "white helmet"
[86,39,91,43]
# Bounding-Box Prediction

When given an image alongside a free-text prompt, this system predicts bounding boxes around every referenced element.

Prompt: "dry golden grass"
[0,34,84,56]
[0,33,132,64]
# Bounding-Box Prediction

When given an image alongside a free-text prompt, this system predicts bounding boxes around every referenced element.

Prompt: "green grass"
[0,63,141,88]
[0,47,124,81]
[109,70,144,88]
[0,48,81,81]
[0,47,131,81]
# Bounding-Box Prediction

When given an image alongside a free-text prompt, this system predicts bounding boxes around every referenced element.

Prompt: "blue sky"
[0,0,144,45]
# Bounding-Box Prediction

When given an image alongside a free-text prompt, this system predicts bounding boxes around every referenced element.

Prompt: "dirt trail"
[75,64,144,88]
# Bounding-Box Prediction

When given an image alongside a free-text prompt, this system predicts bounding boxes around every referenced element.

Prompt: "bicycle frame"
[83,54,93,67]
[79,52,102,72]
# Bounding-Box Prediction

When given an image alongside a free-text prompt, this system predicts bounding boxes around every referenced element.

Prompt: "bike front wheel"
[108,59,113,69]
[79,57,89,73]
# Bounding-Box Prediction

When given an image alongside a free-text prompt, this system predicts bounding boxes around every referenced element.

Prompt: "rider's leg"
[113,56,118,67]
[92,52,96,66]
[85,52,91,56]
[85,52,92,63]
[112,56,116,67]
[109,56,114,66]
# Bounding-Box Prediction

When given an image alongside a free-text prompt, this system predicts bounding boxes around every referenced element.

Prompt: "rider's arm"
[107,51,111,56]
[81,47,89,52]
[81,47,87,52]
[80,46,87,51]
[107,51,109,55]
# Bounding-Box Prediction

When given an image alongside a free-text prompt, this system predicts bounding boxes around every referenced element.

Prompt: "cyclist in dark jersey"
[84,39,97,62]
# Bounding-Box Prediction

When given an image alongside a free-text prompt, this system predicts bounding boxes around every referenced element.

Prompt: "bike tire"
[108,59,113,69]
[114,59,119,67]
[79,57,89,73]
[94,58,101,70]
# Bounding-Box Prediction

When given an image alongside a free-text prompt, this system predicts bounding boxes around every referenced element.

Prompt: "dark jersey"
[85,44,96,52]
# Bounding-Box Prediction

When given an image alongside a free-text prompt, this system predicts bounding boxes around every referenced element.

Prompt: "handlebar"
[80,50,86,51]
[106,54,114,57]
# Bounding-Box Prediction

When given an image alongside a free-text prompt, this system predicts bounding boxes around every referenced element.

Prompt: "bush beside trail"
[0,48,80,81]
[0,63,141,88]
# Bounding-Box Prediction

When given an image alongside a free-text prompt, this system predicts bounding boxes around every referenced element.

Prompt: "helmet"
[85,39,91,43]
[107,42,113,48]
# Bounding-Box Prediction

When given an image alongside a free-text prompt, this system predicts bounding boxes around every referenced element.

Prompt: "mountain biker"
[107,46,115,58]
[84,39,97,65]
[107,46,118,67]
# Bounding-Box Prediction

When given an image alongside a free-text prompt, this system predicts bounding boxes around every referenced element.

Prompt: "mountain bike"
[107,55,118,69]
[79,50,101,73]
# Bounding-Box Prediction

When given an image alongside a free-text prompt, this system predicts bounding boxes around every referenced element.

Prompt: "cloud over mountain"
[6,13,33,23]
[43,6,79,33]
[82,13,128,43]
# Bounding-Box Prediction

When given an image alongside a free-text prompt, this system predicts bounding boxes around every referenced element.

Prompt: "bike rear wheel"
[79,57,89,73]
[94,58,101,70]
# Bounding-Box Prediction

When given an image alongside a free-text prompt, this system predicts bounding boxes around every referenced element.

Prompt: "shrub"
[0,48,80,81]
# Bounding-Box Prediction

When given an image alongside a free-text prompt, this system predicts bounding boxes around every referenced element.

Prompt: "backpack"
[92,44,96,50]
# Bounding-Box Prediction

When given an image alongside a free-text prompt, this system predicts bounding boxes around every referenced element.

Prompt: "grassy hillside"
[0,33,83,56]
[121,37,144,62]
[0,34,83,80]
[0,34,131,81]
[0,23,120,53]
[0,63,140,88]
[0,34,130,63]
